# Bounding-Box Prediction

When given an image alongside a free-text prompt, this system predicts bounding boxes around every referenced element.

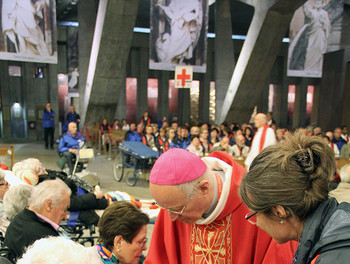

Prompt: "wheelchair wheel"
[113,162,123,181]
[126,170,139,186]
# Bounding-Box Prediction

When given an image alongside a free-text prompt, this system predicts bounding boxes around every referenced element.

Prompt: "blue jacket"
[42,109,55,128]
[59,131,86,153]
[63,112,80,132]
[126,131,142,142]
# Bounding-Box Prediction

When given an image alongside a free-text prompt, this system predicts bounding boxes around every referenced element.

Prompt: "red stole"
[330,142,335,150]
[259,125,269,152]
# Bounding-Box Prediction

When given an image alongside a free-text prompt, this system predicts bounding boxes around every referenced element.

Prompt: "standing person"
[64,105,80,132]
[140,111,151,125]
[244,113,276,169]
[145,149,296,264]
[239,132,350,264]
[42,102,55,150]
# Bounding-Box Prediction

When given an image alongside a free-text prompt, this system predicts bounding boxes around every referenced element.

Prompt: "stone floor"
[8,142,153,200]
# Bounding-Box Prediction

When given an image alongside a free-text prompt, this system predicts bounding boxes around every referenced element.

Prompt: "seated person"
[4,179,71,260]
[0,169,10,217]
[164,128,180,151]
[17,236,101,264]
[100,118,112,150]
[0,184,33,235]
[12,158,108,226]
[58,122,86,175]
[94,201,149,264]
[210,136,234,155]
[142,125,156,150]
[199,129,212,155]
[124,123,142,142]
[329,164,350,203]
[186,135,204,157]
[232,135,250,156]
[155,127,167,152]
[178,126,190,149]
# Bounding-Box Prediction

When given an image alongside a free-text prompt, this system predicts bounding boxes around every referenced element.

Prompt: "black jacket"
[4,209,59,260]
[296,198,350,264]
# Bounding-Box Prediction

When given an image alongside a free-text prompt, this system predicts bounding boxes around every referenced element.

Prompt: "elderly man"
[4,179,71,260]
[244,113,276,169]
[210,136,234,155]
[58,122,86,175]
[146,149,296,264]
[232,134,250,156]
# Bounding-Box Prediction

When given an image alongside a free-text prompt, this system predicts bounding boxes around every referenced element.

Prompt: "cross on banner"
[175,66,193,88]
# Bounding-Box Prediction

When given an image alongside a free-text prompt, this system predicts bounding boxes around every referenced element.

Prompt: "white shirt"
[244,126,276,169]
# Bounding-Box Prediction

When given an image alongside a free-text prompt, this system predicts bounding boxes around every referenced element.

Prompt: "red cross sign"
[175,66,193,88]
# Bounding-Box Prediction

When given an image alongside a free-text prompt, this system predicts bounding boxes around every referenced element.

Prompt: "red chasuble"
[145,151,298,264]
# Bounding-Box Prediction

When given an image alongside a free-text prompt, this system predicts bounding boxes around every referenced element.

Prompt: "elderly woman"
[329,164,350,203]
[239,132,350,264]
[17,236,101,264]
[94,201,149,264]
[0,184,33,235]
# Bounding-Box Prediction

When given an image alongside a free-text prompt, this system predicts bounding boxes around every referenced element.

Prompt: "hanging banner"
[149,0,208,73]
[175,66,193,88]
[0,0,57,64]
[287,0,343,78]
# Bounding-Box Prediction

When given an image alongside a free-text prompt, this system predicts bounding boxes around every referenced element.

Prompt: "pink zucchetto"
[150,149,207,185]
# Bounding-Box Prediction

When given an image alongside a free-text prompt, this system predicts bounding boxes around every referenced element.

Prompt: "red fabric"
[140,117,151,125]
[0,164,8,170]
[311,254,320,264]
[100,125,112,133]
[145,151,298,264]
[259,125,269,152]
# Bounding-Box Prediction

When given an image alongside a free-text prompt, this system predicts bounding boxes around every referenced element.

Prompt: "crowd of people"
[2,108,349,263]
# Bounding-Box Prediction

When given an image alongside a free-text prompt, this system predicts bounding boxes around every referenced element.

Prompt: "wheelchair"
[57,147,99,187]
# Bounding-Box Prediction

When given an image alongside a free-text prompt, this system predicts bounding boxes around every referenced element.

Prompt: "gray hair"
[178,169,213,200]
[17,236,101,264]
[340,164,350,183]
[19,158,40,172]
[28,179,71,211]
[0,168,5,181]
[4,184,33,221]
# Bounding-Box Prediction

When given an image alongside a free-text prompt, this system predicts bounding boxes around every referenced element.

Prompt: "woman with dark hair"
[243,127,253,147]
[239,132,350,264]
[95,201,149,264]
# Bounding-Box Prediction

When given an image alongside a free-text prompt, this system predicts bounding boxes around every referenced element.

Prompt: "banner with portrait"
[0,0,57,64]
[287,0,343,78]
[149,0,208,73]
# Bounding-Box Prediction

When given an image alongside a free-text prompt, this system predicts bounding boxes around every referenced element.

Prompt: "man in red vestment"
[146,149,297,264]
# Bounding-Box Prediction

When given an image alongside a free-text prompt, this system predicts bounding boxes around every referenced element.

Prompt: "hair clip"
[296,151,312,169]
